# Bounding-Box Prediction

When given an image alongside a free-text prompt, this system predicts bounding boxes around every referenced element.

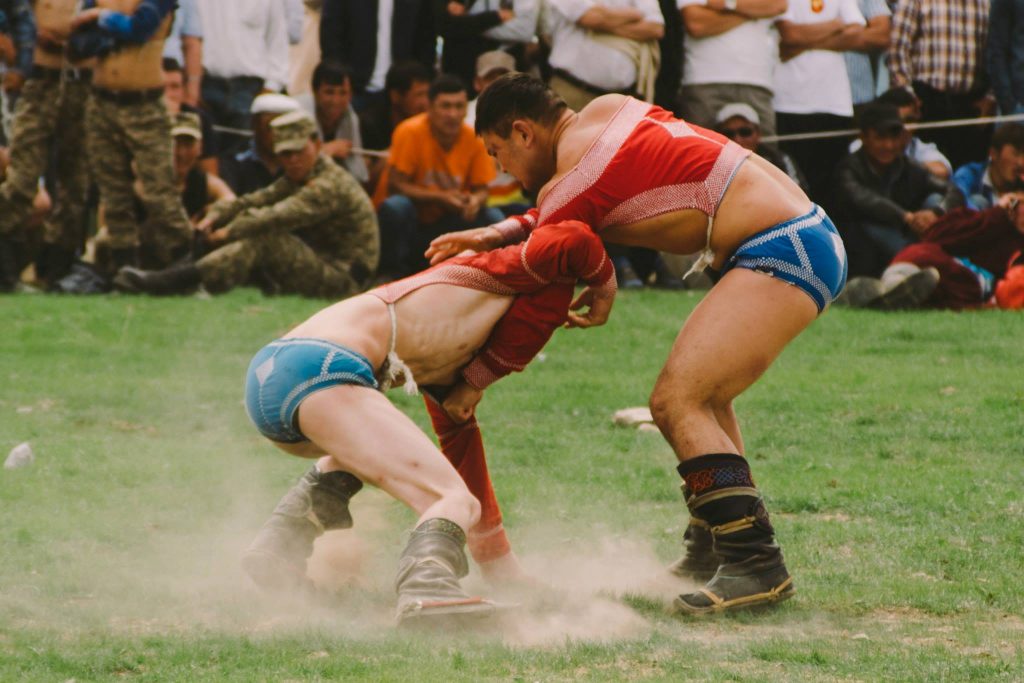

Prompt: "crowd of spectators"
[0,0,1021,309]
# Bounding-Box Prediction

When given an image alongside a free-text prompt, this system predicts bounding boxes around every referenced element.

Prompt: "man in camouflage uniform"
[71,0,192,276]
[0,0,97,289]
[114,110,380,298]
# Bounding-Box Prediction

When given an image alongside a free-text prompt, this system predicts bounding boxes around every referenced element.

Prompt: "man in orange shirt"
[375,73,504,279]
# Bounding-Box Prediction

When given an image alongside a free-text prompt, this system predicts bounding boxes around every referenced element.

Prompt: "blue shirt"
[162,0,202,63]
[844,0,891,105]
[96,0,178,43]
[0,0,36,74]
[952,161,995,211]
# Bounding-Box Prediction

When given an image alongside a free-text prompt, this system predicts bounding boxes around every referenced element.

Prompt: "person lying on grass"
[241,219,615,626]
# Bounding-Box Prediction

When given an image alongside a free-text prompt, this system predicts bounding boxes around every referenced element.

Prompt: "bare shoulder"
[577,95,631,126]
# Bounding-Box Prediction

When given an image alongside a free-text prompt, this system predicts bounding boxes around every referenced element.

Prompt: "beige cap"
[270,110,318,153]
[475,50,516,78]
[170,111,202,140]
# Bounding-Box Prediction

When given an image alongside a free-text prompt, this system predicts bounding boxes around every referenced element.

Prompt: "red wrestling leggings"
[423,394,511,564]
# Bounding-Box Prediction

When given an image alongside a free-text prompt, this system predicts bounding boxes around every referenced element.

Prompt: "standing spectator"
[677,0,785,136]
[116,111,380,298]
[71,0,193,278]
[461,0,541,75]
[169,112,235,223]
[162,0,202,106]
[844,0,890,115]
[434,0,518,95]
[987,0,1024,116]
[833,102,964,277]
[319,0,436,114]
[219,94,302,196]
[374,74,502,279]
[543,0,664,111]
[715,103,808,193]
[360,61,433,194]
[774,0,866,207]
[951,122,1024,210]
[288,0,323,97]
[297,61,369,185]
[653,0,683,112]
[888,0,992,170]
[197,0,289,152]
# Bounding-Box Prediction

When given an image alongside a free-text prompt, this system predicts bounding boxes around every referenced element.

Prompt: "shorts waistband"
[92,86,165,104]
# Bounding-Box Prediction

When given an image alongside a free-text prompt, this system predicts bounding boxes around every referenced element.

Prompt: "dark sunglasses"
[721,126,755,139]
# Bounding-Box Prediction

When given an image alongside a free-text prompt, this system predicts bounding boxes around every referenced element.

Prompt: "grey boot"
[113,263,201,295]
[673,492,794,615]
[394,518,495,626]
[242,466,363,593]
[667,483,719,582]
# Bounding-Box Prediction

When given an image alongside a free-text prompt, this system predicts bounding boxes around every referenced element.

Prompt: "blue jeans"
[377,194,504,277]
[201,75,264,154]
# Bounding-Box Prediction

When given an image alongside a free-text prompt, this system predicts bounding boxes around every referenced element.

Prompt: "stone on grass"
[612,407,654,427]
[4,442,34,469]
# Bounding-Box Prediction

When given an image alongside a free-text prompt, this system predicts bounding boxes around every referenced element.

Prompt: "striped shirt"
[844,0,891,105]
[888,0,990,94]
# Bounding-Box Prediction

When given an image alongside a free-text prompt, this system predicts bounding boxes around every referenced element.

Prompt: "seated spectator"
[115,111,380,299]
[170,112,235,223]
[951,123,1024,211]
[715,102,808,194]
[163,58,219,174]
[374,74,503,279]
[296,61,369,185]
[219,93,302,196]
[465,51,530,216]
[360,61,433,192]
[833,102,964,277]
[847,88,953,180]
[841,193,1024,310]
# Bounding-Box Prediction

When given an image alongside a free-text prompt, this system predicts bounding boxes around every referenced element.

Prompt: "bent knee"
[444,488,481,529]
[649,382,732,429]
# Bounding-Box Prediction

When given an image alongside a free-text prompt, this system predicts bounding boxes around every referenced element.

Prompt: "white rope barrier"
[761,112,1024,144]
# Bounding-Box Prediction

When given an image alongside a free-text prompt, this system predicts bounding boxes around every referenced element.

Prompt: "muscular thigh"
[657,269,818,405]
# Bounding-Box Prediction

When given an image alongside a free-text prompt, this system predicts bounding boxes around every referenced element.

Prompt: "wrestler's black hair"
[474,72,567,138]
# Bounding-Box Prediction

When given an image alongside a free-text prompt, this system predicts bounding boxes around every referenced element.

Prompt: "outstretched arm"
[425,209,541,264]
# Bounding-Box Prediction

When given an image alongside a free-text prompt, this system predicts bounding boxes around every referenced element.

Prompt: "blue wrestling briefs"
[721,204,848,311]
[244,338,378,443]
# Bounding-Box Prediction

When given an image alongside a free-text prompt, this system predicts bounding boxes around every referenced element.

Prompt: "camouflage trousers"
[197,232,364,299]
[86,93,191,264]
[0,77,91,249]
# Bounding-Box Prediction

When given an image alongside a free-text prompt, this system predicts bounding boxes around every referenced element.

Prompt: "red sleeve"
[491,208,540,244]
[458,220,616,389]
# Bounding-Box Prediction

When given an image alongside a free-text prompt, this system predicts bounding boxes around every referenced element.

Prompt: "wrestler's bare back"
[284,285,513,387]
[543,96,814,269]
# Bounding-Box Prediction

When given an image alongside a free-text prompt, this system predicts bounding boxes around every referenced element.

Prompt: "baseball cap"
[475,50,516,78]
[170,111,202,140]
[858,102,905,135]
[715,103,760,127]
[270,110,318,153]
[251,93,302,116]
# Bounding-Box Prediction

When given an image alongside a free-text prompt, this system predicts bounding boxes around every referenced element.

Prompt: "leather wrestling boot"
[113,262,201,295]
[673,454,795,615]
[394,518,495,626]
[242,466,363,593]
[667,483,719,582]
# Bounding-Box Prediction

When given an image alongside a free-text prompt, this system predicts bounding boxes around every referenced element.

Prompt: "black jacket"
[834,149,964,228]
[319,0,436,93]
[434,0,504,93]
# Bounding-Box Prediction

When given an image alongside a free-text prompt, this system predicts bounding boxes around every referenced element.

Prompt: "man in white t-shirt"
[542,0,665,111]
[676,0,786,137]
[773,0,865,207]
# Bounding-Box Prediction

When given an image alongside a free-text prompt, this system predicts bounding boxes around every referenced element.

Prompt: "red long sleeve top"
[370,219,616,389]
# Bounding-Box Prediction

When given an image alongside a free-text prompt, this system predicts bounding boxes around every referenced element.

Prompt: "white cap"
[715,103,760,127]
[250,93,302,116]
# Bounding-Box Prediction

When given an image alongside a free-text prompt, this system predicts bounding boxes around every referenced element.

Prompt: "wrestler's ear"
[511,119,534,147]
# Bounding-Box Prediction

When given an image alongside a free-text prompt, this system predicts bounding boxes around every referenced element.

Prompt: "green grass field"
[2,290,1023,682]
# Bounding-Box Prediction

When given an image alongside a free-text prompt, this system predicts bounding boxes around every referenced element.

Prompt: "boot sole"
[874,268,940,310]
[396,596,500,627]
[672,578,795,616]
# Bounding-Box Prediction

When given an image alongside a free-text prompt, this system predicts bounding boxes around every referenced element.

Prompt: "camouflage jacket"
[211,155,380,275]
